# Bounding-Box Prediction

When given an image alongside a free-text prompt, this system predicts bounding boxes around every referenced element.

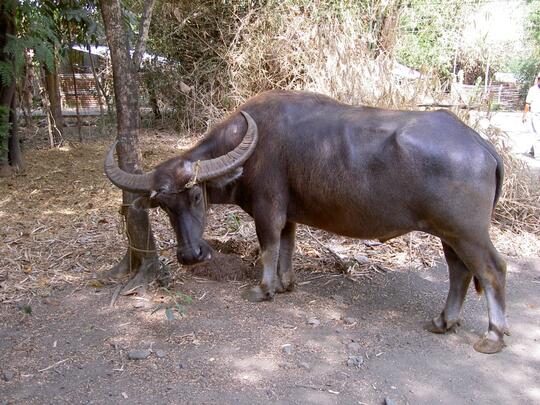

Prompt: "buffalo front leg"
[429,241,472,334]
[242,204,285,302]
[276,221,297,293]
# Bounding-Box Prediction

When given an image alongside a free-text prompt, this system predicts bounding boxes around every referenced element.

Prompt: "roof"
[493,72,518,84]
[71,44,167,64]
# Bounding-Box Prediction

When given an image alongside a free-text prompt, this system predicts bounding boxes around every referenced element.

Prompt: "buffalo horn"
[104,141,153,193]
[196,111,258,182]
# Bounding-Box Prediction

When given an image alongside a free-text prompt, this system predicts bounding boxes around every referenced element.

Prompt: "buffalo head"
[104,111,258,265]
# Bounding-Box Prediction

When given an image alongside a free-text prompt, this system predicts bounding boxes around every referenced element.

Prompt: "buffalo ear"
[132,196,159,210]
[206,167,243,189]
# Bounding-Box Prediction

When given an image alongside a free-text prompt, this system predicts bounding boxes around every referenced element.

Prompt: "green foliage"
[226,213,241,233]
[0,61,14,87]
[4,32,57,73]
[21,304,32,315]
[507,55,539,96]
[0,1,60,86]
[396,0,479,77]
[54,1,102,47]
[396,0,528,84]
[0,1,102,88]
[526,0,540,45]
[504,1,540,95]
[152,288,193,321]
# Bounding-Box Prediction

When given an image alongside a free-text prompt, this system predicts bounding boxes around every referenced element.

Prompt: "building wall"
[59,74,102,109]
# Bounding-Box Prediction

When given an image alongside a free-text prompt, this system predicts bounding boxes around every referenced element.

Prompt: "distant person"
[522,72,540,159]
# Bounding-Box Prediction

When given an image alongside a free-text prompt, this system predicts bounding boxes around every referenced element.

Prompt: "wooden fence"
[453,83,522,111]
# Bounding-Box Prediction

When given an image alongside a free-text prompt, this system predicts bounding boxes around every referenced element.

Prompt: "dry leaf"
[179,81,193,94]
[88,280,103,289]
[173,8,182,23]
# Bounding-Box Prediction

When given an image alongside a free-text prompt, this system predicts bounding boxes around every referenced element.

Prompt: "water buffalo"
[105,90,508,354]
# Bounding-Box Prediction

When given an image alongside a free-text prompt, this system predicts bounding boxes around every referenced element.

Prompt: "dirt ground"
[1,122,540,405]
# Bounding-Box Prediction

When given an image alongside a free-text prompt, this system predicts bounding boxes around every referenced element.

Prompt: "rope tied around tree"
[117,203,158,255]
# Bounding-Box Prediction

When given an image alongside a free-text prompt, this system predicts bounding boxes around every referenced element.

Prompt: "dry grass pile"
[0,140,121,304]
[477,126,540,235]
[148,1,444,131]
[0,129,189,304]
[144,2,246,130]
[227,2,439,109]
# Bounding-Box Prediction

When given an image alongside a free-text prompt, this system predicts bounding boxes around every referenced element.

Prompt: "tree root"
[104,251,172,300]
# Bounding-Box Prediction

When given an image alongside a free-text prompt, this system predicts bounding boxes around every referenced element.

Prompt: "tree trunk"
[132,0,157,70]
[0,0,23,176]
[374,0,403,56]
[20,50,35,128]
[145,73,162,121]
[87,42,113,117]
[40,65,62,147]
[67,50,82,141]
[0,82,14,176]
[7,90,23,170]
[86,43,105,121]
[67,28,82,142]
[148,85,162,121]
[99,0,162,292]
[44,59,64,138]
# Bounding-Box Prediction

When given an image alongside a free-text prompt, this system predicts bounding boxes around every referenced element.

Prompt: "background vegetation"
[3,0,540,131]
[1,0,539,231]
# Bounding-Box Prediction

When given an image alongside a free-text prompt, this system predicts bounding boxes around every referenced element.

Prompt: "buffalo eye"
[191,188,202,206]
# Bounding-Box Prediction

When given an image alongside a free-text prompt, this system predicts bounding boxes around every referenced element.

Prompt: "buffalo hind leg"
[448,237,508,354]
[429,241,472,334]
[276,221,297,293]
[242,203,285,302]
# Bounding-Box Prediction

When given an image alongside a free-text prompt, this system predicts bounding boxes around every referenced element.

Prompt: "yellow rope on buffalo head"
[185,160,201,189]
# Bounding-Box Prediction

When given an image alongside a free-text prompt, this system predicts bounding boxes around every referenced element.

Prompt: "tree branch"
[132,0,157,70]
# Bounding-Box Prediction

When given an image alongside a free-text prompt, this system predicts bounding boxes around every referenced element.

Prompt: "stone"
[307,318,320,326]
[154,349,166,358]
[127,349,151,360]
[347,342,362,353]
[343,317,357,325]
[346,355,364,368]
[354,254,370,264]
[281,344,293,355]
[384,397,398,405]
[298,362,310,370]
[2,370,15,382]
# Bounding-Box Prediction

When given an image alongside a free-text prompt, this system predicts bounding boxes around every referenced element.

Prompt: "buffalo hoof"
[275,284,295,294]
[242,285,274,302]
[279,272,296,293]
[426,316,460,334]
[275,277,295,294]
[473,331,505,354]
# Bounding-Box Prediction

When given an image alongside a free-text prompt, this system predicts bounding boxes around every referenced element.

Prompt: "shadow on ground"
[1,255,539,405]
